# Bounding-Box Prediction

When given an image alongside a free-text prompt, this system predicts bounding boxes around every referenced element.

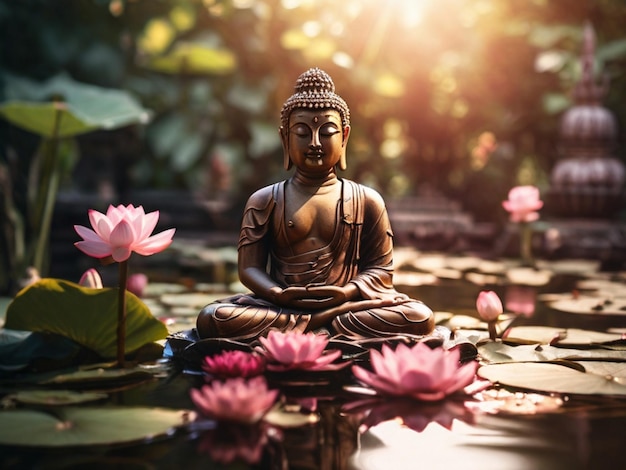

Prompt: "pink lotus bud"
[78,268,103,288]
[126,273,148,297]
[476,290,503,322]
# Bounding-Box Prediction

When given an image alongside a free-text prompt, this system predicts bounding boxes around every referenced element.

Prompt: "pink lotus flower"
[505,285,536,318]
[126,273,148,297]
[74,204,175,262]
[502,186,543,223]
[351,342,478,401]
[344,397,473,433]
[190,376,278,424]
[476,290,503,322]
[202,350,266,379]
[257,330,346,372]
[78,268,103,288]
[197,423,269,465]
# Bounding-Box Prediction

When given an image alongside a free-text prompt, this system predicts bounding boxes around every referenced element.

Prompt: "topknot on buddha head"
[280,68,350,130]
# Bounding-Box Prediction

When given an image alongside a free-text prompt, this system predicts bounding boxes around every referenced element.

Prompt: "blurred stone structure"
[548,23,625,218]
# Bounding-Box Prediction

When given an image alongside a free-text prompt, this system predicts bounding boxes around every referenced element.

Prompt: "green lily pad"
[479,342,626,364]
[0,406,194,447]
[546,295,626,315]
[7,390,107,405]
[160,292,225,309]
[42,367,154,388]
[506,267,552,286]
[4,279,169,359]
[264,406,320,428]
[504,326,624,346]
[478,361,626,396]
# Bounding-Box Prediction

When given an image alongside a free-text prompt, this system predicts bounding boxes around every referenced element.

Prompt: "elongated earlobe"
[339,149,347,171]
[338,125,350,171]
[284,149,293,171]
[279,127,292,170]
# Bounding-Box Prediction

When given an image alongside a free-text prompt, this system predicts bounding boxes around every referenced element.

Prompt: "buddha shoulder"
[244,184,279,211]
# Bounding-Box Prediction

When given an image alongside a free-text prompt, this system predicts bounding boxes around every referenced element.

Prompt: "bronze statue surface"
[197,68,434,341]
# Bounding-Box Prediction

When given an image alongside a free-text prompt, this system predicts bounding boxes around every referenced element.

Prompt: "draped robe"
[196,178,434,340]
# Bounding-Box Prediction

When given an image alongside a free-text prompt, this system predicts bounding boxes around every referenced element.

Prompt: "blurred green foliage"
[1,0,626,292]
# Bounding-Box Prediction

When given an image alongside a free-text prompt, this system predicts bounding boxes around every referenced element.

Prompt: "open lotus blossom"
[202,350,266,379]
[257,330,346,372]
[74,204,175,263]
[351,342,478,401]
[190,376,278,424]
[502,185,544,223]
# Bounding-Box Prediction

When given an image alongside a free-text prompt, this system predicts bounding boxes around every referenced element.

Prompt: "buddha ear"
[279,127,292,171]
[338,125,351,171]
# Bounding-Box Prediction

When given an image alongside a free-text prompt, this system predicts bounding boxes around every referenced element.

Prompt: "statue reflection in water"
[197,68,435,342]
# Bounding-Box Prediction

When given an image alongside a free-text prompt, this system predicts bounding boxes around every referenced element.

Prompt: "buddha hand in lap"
[197,68,435,341]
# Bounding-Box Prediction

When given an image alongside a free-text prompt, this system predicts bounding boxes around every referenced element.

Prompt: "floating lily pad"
[479,342,626,364]
[0,406,194,447]
[445,255,485,272]
[4,279,168,359]
[143,282,189,297]
[504,326,623,346]
[467,389,564,415]
[410,254,447,272]
[42,367,154,389]
[476,260,508,274]
[576,278,626,295]
[393,271,438,286]
[478,361,626,396]
[465,272,501,286]
[431,268,463,280]
[264,406,319,428]
[7,390,107,405]
[545,295,626,315]
[506,267,552,286]
[160,292,225,309]
[536,259,600,275]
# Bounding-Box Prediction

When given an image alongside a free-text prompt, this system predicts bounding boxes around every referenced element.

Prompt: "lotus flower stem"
[33,104,63,275]
[488,321,497,341]
[520,221,533,267]
[117,259,129,367]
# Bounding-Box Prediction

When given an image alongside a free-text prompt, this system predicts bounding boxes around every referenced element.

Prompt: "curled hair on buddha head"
[280,68,351,131]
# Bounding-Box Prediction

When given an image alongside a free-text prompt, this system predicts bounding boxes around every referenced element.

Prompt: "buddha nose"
[310,129,321,148]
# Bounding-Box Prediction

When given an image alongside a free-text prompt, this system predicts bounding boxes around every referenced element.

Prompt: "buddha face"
[282,109,350,173]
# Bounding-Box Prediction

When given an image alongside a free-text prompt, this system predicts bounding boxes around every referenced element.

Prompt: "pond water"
[2,255,626,470]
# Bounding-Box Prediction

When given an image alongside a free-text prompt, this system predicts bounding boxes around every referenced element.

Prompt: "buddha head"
[280,68,351,171]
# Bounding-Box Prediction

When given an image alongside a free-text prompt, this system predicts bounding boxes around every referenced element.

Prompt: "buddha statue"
[197,68,435,341]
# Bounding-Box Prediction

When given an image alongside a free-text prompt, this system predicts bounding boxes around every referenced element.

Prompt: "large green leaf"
[0,406,193,447]
[146,42,237,75]
[0,73,152,138]
[4,279,168,359]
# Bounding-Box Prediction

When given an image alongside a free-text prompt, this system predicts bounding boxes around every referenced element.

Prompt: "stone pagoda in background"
[548,23,625,218]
